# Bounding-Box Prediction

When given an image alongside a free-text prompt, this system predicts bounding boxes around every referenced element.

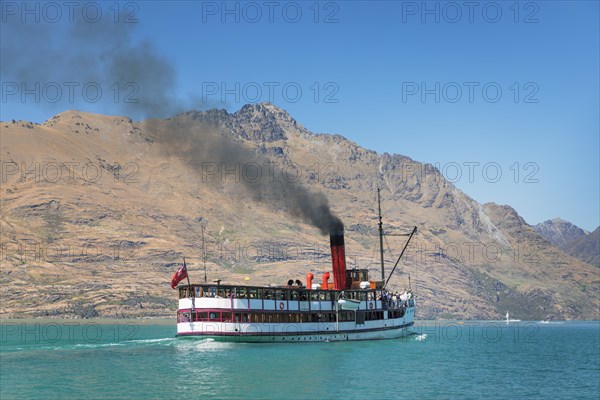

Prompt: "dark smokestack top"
[326,217,344,236]
[329,227,345,245]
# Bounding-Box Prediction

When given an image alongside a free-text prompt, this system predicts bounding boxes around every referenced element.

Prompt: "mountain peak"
[232,102,309,142]
[237,102,286,115]
[234,102,299,127]
[534,218,588,251]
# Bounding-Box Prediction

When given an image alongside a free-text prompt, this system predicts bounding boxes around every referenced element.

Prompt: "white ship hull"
[177,317,414,342]
[176,296,416,342]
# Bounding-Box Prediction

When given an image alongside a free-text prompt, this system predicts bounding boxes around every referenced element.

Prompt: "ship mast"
[202,225,207,283]
[378,188,385,281]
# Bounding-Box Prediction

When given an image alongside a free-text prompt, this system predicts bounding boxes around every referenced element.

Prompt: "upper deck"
[177,283,415,311]
[179,283,390,302]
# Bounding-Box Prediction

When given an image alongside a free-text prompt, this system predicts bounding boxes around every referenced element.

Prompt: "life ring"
[369,302,374,310]
[279,302,285,310]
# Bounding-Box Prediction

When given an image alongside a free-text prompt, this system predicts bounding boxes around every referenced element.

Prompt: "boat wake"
[74,337,178,349]
[414,334,427,341]
[2,337,180,353]
[172,337,235,352]
[194,338,235,351]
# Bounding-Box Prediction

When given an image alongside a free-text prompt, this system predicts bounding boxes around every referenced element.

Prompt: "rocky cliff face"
[1,104,598,320]
[534,218,588,251]
[564,227,599,268]
[534,219,599,267]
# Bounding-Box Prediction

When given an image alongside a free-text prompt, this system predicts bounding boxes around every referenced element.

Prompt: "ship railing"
[178,284,405,310]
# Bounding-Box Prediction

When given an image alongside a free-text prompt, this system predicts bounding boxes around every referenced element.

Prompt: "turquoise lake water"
[1,320,598,399]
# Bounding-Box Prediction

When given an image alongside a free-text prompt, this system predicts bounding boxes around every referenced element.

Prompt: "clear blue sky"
[1,1,598,231]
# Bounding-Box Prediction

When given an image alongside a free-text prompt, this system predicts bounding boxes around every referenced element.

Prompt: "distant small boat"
[506,312,521,324]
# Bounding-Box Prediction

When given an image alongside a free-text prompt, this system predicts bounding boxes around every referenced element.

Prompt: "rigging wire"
[383,233,400,291]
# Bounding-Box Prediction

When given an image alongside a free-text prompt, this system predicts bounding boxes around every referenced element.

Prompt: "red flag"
[170,264,188,289]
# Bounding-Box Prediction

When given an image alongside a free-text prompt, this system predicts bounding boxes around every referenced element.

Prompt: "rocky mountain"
[534,219,599,267]
[533,218,588,251]
[1,103,598,320]
[564,227,599,268]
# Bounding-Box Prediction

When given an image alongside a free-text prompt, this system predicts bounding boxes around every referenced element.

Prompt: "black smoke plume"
[151,118,343,235]
[2,12,342,234]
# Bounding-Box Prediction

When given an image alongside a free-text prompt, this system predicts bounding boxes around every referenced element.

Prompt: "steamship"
[174,190,417,342]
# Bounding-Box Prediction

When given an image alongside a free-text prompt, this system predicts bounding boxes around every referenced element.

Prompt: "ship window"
[197,312,208,321]
[209,312,217,320]
[222,312,232,322]
[356,311,365,324]
[179,312,191,322]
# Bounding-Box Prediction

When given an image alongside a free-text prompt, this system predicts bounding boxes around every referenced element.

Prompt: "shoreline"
[0,317,175,325]
[1,318,598,324]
